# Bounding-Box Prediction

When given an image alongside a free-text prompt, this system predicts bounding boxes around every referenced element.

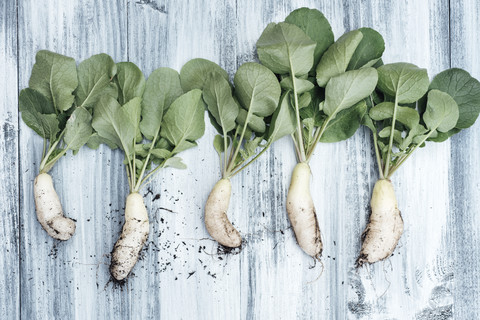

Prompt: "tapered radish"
[181,60,291,247]
[34,173,76,240]
[20,51,105,240]
[93,66,205,280]
[256,13,380,259]
[110,193,149,281]
[357,179,403,266]
[205,179,242,248]
[286,163,322,259]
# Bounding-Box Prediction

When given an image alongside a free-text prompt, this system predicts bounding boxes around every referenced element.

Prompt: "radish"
[110,193,149,280]
[256,8,383,258]
[180,59,295,248]
[34,173,76,240]
[286,163,322,258]
[359,64,480,265]
[19,50,116,240]
[92,63,205,280]
[357,179,403,266]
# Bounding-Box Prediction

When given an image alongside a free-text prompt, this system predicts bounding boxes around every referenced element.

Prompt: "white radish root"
[286,162,322,259]
[110,192,150,281]
[357,179,404,267]
[204,179,242,248]
[34,173,76,240]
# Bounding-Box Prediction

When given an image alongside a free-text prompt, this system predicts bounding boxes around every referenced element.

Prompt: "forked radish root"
[204,179,242,248]
[34,173,76,240]
[286,163,322,259]
[357,179,403,267]
[110,193,150,281]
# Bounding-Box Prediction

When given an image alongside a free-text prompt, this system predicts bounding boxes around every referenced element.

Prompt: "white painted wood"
[17,0,128,319]
[0,0,19,319]
[450,1,480,319]
[1,0,478,319]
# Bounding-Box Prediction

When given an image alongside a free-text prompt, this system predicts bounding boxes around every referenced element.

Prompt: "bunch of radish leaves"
[256,8,384,162]
[364,64,480,179]
[91,63,205,193]
[19,50,117,174]
[179,59,295,179]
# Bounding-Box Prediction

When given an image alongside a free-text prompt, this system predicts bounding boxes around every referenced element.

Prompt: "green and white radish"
[92,64,205,280]
[359,64,480,266]
[19,50,115,240]
[180,59,295,247]
[256,8,383,259]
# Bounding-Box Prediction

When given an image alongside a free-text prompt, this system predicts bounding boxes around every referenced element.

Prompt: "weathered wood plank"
[449,1,480,319]
[127,1,241,319]
[341,1,453,319]
[0,0,19,319]
[17,0,128,318]
[12,1,480,319]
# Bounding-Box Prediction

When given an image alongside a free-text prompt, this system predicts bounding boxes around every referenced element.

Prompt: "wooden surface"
[1,0,479,319]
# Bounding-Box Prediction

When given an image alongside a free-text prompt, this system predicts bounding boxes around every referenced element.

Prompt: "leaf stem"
[222,133,228,178]
[228,142,272,179]
[42,138,47,160]
[386,129,436,178]
[290,69,306,162]
[372,130,384,179]
[383,96,398,177]
[39,130,66,173]
[290,133,301,162]
[134,131,159,192]
[225,117,249,175]
[305,115,332,161]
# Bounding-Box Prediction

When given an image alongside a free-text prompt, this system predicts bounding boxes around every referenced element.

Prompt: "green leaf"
[75,53,117,108]
[86,133,117,150]
[427,128,461,143]
[423,89,459,132]
[140,67,184,140]
[429,68,480,129]
[203,71,239,134]
[369,102,420,129]
[213,134,226,156]
[236,108,265,133]
[280,77,314,94]
[116,62,146,105]
[150,148,171,160]
[323,68,378,117]
[268,92,297,142]
[19,88,59,141]
[299,85,324,126]
[244,136,264,156]
[163,157,187,169]
[180,58,230,92]
[91,95,136,155]
[399,124,428,149]
[63,107,93,151]
[19,88,56,114]
[316,30,363,87]
[298,92,312,109]
[160,89,205,149]
[233,62,281,117]
[284,7,334,72]
[28,50,78,112]
[377,63,429,104]
[347,28,385,70]
[256,22,316,76]
[320,100,367,142]
[378,126,402,144]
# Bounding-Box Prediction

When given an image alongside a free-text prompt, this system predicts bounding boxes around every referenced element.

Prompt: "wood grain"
[450,1,480,319]
[0,0,19,319]
[1,0,478,319]
[17,0,128,318]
